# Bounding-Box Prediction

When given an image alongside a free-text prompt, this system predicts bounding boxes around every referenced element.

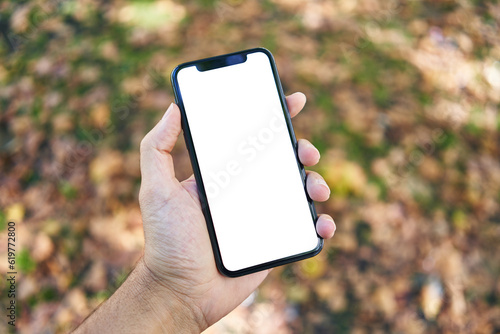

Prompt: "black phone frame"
[171,47,323,277]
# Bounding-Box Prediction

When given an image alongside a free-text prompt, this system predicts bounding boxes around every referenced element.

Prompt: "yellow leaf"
[90,104,110,127]
[299,256,326,279]
[420,278,443,320]
[287,284,310,303]
[6,203,25,222]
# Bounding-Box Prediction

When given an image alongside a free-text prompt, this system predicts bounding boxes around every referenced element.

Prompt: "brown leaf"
[83,261,108,293]
[32,233,55,263]
[89,150,124,183]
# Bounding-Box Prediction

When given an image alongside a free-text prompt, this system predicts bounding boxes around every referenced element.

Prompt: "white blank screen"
[177,51,319,272]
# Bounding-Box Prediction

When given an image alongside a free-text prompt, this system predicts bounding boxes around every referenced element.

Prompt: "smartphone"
[171,48,322,277]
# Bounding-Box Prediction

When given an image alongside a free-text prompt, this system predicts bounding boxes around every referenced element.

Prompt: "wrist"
[135,257,208,333]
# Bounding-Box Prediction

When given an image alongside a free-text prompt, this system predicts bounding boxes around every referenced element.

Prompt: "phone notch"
[195,54,248,72]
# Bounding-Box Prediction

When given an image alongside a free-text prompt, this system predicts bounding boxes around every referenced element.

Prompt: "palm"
[139,93,335,329]
[141,174,268,325]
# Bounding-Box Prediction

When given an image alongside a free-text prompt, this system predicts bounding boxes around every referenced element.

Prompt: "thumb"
[140,103,182,197]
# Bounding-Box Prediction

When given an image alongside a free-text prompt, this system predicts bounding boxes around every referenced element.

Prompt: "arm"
[73,259,203,333]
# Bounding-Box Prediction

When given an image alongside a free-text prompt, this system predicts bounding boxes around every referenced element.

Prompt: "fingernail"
[162,103,174,120]
[316,177,330,194]
[324,216,336,236]
[325,216,335,225]
[314,146,321,159]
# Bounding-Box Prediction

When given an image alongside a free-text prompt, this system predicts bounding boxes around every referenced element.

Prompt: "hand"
[138,92,336,332]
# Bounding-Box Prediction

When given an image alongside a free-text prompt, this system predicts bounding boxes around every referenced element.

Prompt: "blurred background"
[1,0,499,333]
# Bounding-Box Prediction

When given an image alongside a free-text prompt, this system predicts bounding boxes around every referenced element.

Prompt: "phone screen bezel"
[171,48,323,277]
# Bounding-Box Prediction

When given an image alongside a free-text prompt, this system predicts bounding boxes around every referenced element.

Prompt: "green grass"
[355,221,372,246]
[0,211,6,231]
[18,248,36,274]
[59,181,78,200]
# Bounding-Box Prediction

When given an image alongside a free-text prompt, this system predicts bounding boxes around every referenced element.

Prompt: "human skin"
[74,93,336,333]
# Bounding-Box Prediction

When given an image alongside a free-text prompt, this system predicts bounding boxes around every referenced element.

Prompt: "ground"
[1,0,500,333]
